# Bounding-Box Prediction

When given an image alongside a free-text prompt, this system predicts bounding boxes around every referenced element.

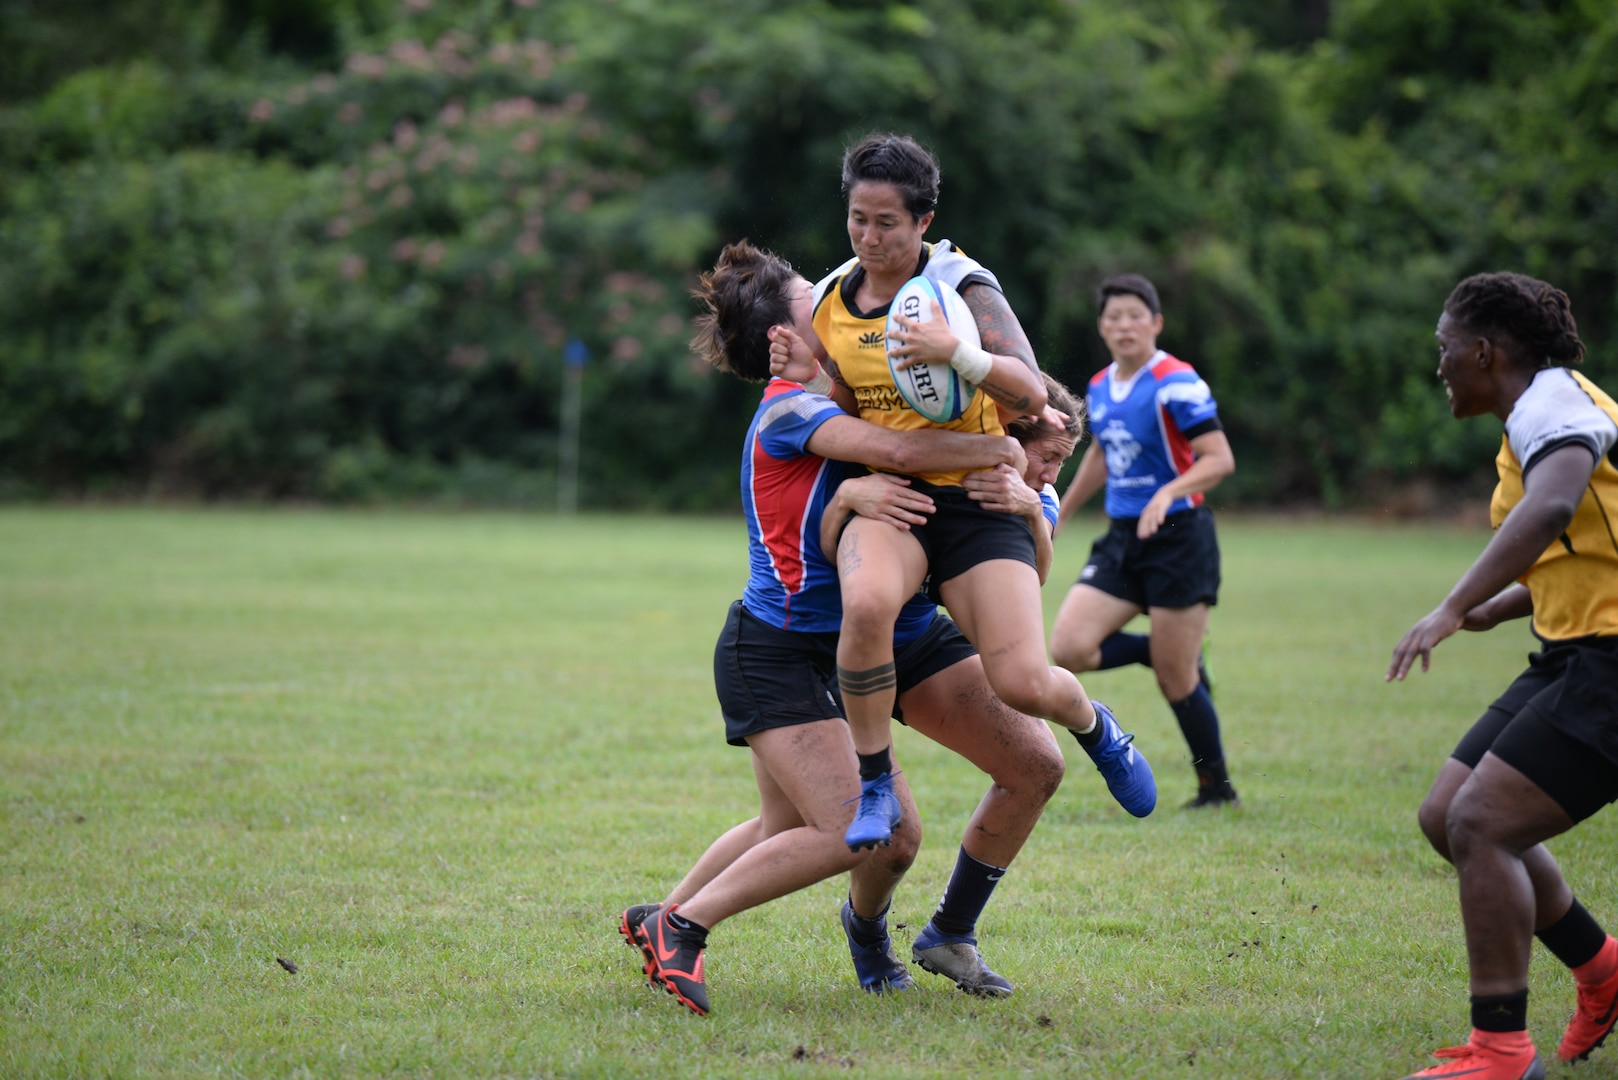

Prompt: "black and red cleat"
[1560,937,1618,1063]
[633,904,710,1016]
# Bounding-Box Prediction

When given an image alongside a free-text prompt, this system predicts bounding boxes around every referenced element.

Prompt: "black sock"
[1471,989,1529,1033]
[666,909,710,943]
[857,747,892,780]
[1538,897,1609,970]
[1072,718,1100,749]
[1097,631,1152,670]
[844,900,890,948]
[929,846,1006,939]
[1170,684,1224,768]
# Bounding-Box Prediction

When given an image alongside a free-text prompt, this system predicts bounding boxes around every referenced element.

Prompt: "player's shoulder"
[758,379,840,423]
[812,256,860,311]
[1516,367,1610,423]
[1509,367,1618,462]
[1148,351,1200,380]
[1087,365,1112,390]
[923,240,1002,295]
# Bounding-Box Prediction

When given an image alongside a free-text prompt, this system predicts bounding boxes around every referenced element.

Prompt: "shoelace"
[1094,731,1136,763]
[841,769,904,807]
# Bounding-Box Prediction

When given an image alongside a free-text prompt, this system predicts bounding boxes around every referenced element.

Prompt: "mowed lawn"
[2,507,1614,1079]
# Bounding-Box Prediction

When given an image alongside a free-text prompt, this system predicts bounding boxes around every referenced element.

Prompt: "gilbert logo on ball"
[886,276,980,423]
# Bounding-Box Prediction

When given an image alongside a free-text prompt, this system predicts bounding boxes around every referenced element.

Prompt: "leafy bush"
[3,0,1616,508]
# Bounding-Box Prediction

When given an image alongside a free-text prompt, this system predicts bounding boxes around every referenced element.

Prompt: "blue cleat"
[839,900,914,992]
[911,922,1013,997]
[844,771,901,851]
[1082,701,1156,817]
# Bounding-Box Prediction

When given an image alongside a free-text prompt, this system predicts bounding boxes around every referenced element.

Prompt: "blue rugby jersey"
[1086,350,1223,519]
[741,379,938,642]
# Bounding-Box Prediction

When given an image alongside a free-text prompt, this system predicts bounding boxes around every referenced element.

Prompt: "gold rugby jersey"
[1490,367,1618,641]
[812,240,1004,487]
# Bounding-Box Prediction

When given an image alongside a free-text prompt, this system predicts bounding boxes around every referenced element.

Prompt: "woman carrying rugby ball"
[772,133,1157,860]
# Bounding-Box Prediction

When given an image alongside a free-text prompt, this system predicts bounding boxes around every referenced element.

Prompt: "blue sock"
[929,847,1007,939]
[1097,631,1152,670]
[1169,683,1223,767]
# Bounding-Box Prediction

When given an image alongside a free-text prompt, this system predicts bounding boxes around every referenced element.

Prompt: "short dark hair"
[689,241,798,383]
[1444,271,1584,368]
[1097,273,1161,316]
[840,132,940,222]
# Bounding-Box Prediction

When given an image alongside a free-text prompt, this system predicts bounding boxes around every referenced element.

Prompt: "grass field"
[3,506,1616,1079]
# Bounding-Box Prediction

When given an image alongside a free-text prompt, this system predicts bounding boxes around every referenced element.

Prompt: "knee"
[1444,789,1499,860]
[989,668,1053,719]
[1021,741,1066,805]
[839,589,896,638]
[1156,670,1199,704]
[1417,792,1453,861]
[985,738,1066,809]
[879,814,921,874]
[1049,632,1095,674]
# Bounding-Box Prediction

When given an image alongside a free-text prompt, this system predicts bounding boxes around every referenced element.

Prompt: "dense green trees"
[2,0,1614,508]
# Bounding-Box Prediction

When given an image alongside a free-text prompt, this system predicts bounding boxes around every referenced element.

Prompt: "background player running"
[1050,273,1238,808]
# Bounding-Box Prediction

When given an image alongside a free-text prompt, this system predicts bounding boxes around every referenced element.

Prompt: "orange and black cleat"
[632,904,710,1016]
[1560,939,1618,1062]
[618,903,660,981]
[1400,1030,1543,1079]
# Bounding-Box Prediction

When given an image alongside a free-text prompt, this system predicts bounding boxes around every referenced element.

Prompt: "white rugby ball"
[886,276,980,423]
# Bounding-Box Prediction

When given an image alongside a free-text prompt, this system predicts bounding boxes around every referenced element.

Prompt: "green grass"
[2,507,1615,1078]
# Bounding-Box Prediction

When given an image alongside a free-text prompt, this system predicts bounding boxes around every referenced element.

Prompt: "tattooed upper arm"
[825,357,851,391]
[960,283,1038,372]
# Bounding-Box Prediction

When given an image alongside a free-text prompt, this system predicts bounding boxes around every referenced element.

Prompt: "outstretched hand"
[768,324,819,384]
[1387,604,1464,682]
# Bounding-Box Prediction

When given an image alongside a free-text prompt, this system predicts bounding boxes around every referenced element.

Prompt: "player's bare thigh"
[898,653,1064,789]
[1050,583,1142,672]
[836,516,929,630]
[746,719,863,834]
[936,559,1050,682]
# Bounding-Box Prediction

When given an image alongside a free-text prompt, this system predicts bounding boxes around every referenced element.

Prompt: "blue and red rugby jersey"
[740,379,937,642]
[1086,350,1223,520]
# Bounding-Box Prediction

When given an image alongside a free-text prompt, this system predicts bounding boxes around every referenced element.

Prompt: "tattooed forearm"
[961,284,1037,372]
[974,377,1033,413]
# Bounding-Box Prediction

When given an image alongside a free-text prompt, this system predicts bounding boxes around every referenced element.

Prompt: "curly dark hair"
[1443,271,1585,368]
[840,132,940,222]
[1004,373,1086,444]
[689,241,798,383]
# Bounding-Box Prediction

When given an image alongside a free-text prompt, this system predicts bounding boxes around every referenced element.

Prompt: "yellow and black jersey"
[1491,367,1618,641]
[811,240,1004,487]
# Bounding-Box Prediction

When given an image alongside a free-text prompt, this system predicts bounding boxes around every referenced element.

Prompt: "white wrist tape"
[803,368,835,396]
[948,340,994,386]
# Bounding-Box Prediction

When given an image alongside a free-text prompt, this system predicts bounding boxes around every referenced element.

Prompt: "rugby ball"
[886,276,980,423]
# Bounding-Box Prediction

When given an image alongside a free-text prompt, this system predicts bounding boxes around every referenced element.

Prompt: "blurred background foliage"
[1,0,1614,509]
